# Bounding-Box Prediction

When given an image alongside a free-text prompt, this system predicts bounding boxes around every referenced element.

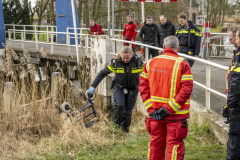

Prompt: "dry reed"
[0,47,145,159]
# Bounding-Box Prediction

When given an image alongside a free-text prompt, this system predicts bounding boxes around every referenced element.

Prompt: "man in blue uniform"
[227,29,240,160]
[176,13,201,67]
[87,46,144,132]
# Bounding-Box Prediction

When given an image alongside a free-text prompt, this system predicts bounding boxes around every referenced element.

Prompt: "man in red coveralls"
[122,15,138,53]
[90,20,104,35]
[139,36,193,160]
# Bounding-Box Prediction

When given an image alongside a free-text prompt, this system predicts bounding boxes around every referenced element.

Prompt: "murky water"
[209,35,235,57]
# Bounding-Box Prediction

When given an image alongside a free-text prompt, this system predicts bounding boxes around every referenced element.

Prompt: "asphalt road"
[191,57,232,114]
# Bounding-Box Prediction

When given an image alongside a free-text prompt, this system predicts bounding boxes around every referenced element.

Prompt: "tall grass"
[0,47,145,159]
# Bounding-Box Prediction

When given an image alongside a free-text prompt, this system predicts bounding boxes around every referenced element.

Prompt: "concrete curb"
[189,100,229,144]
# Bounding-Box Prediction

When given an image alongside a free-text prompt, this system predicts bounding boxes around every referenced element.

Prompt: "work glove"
[88,86,95,98]
[149,107,171,120]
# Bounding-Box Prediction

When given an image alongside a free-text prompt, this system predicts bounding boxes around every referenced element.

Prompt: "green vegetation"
[27,121,227,160]
[197,25,225,33]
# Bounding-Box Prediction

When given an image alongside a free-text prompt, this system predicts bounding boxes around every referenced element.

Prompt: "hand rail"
[110,38,229,111]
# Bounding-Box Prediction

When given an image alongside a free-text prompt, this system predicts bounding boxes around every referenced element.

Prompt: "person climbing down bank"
[87,46,144,132]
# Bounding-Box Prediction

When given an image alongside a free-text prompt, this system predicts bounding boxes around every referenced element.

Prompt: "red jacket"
[139,48,193,120]
[122,22,138,40]
[90,23,104,35]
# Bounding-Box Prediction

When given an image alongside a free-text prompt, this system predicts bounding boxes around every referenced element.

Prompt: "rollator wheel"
[85,90,96,100]
[61,102,72,113]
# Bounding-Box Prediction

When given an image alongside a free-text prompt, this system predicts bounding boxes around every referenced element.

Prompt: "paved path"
[191,57,231,114]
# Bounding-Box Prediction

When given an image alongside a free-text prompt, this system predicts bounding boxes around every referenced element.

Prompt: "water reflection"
[209,35,235,57]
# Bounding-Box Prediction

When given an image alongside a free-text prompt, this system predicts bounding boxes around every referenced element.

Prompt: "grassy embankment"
[25,117,227,160]
[197,25,225,33]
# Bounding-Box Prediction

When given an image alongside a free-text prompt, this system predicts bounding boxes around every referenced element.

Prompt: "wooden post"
[3,82,14,114]
[51,72,61,101]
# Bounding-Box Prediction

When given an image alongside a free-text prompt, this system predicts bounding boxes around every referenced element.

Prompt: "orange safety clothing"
[139,48,193,160]
[139,48,193,120]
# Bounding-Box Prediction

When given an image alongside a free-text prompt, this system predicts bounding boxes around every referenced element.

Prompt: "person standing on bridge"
[139,15,159,58]
[176,13,201,67]
[90,20,105,35]
[139,36,193,160]
[155,15,176,49]
[87,46,144,132]
[226,29,240,160]
[122,15,138,54]
[225,27,240,93]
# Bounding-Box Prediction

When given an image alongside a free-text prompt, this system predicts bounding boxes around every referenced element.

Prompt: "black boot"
[122,111,132,132]
[112,105,124,126]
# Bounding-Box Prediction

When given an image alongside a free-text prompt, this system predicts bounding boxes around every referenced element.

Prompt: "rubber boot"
[122,111,132,132]
[112,105,124,126]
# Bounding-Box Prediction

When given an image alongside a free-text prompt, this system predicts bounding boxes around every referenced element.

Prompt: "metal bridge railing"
[110,38,229,111]
[4,25,230,111]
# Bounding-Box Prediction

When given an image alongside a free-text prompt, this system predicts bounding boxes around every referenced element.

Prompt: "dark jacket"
[176,21,201,56]
[155,21,176,48]
[139,22,158,45]
[227,47,240,109]
[91,55,144,89]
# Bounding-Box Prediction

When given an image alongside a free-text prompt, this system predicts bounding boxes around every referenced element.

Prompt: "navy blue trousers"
[113,85,138,127]
[227,108,240,160]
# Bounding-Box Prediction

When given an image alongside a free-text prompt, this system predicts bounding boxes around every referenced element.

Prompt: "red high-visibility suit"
[122,22,138,49]
[139,48,193,160]
[90,23,104,35]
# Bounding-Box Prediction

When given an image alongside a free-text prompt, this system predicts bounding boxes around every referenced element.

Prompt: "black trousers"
[113,85,138,127]
[227,108,240,160]
[179,48,195,68]
[144,47,159,59]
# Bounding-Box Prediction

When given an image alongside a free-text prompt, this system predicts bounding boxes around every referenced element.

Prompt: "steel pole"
[189,0,192,21]
[141,2,145,24]
[71,0,79,63]
[108,0,110,36]
[112,0,115,37]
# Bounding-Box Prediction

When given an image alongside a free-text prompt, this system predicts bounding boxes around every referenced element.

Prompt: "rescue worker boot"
[122,111,132,132]
[112,105,124,127]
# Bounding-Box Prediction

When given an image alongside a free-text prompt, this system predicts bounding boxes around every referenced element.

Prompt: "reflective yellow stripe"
[169,99,181,112]
[146,60,150,73]
[141,72,148,79]
[185,99,190,104]
[231,66,240,72]
[177,29,201,36]
[107,66,115,72]
[107,66,124,73]
[175,109,189,114]
[148,142,150,160]
[171,145,179,160]
[132,68,143,73]
[151,96,170,103]
[156,55,184,62]
[181,74,193,81]
[171,60,181,98]
[177,30,189,34]
[195,32,201,36]
[144,99,153,109]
